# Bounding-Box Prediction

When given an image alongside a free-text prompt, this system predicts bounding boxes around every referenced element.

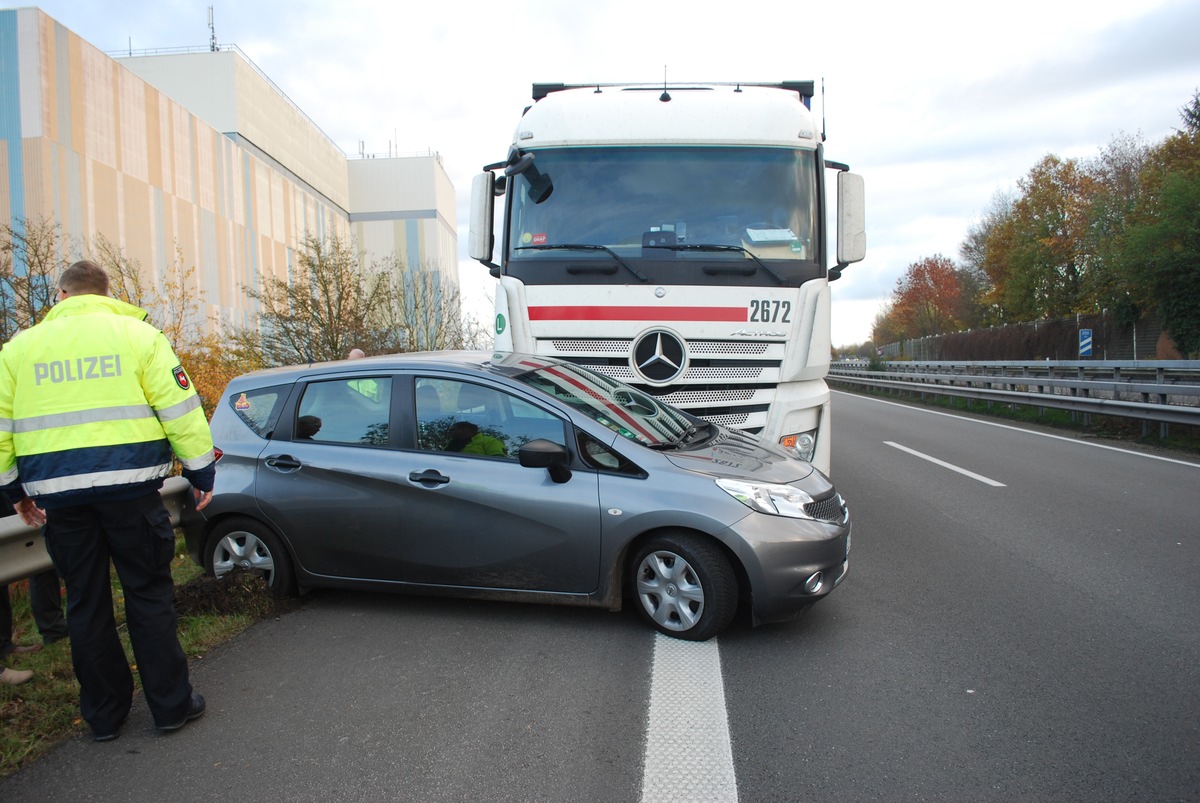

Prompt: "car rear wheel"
[206,517,297,598]
[631,532,737,641]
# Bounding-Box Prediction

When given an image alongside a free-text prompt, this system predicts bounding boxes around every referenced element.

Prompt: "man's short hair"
[59,260,110,296]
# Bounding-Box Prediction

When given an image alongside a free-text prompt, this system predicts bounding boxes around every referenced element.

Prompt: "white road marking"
[640,634,738,802]
[885,441,1007,487]
[836,390,1200,469]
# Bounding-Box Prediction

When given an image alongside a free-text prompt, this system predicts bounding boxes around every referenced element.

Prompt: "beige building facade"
[1,7,456,334]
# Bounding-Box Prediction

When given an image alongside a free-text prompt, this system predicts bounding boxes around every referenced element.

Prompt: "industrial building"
[0,7,457,337]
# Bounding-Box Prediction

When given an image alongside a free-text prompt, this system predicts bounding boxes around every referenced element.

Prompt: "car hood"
[662,428,815,483]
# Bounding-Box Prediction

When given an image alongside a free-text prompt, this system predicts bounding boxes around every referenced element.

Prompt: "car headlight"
[779,429,817,462]
[716,478,816,519]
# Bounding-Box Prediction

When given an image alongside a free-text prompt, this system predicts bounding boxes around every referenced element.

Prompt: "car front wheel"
[206,517,296,598]
[631,532,737,641]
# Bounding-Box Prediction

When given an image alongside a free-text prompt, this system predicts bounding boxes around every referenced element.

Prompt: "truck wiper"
[679,420,714,444]
[645,422,711,451]
[643,243,785,285]
[515,244,648,282]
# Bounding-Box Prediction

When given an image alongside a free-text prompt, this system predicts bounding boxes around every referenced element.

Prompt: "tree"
[964,191,1019,324]
[1180,88,1200,135]
[238,233,401,364]
[382,259,491,352]
[238,233,488,366]
[890,255,966,338]
[870,302,906,347]
[1081,133,1152,324]
[1004,155,1098,320]
[1122,123,1200,356]
[93,235,204,345]
[0,217,68,340]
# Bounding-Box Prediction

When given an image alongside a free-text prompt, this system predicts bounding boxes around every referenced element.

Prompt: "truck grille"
[541,338,780,427]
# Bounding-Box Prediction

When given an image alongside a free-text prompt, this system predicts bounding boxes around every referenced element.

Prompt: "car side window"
[296,377,392,446]
[414,377,566,459]
[229,385,289,439]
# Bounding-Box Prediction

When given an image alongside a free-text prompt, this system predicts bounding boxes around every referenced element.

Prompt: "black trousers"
[44,493,193,734]
[1,564,65,657]
[29,566,69,643]
[1,566,67,656]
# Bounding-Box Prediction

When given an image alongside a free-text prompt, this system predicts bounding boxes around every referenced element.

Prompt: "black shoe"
[156,693,206,733]
[93,717,127,742]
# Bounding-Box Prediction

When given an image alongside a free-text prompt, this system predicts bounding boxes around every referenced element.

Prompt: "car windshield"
[499,356,702,448]
[506,146,818,267]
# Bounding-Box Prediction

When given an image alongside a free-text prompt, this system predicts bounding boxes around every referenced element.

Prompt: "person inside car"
[444,421,506,457]
[296,415,322,440]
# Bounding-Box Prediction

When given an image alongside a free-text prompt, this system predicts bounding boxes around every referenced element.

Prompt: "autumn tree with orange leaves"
[891,255,963,337]
[870,254,987,344]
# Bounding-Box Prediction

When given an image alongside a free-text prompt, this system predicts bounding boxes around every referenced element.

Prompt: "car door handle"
[265,455,303,471]
[408,469,450,487]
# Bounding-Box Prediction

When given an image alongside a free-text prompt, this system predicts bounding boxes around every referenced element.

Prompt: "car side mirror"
[519,439,572,484]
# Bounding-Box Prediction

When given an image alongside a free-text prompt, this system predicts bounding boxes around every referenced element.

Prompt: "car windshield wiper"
[515,243,648,282]
[643,243,785,285]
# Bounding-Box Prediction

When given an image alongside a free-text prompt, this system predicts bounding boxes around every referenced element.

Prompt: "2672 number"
[749,300,792,323]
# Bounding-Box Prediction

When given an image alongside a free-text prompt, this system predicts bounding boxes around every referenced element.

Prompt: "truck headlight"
[779,429,817,462]
[716,478,816,519]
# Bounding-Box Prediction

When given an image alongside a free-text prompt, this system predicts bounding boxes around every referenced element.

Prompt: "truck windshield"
[506,146,819,281]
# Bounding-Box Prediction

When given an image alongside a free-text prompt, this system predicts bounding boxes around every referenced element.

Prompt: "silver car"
[183,351,850,640]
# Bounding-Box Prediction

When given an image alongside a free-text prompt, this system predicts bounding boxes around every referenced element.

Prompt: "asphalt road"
[3,390,1198,801]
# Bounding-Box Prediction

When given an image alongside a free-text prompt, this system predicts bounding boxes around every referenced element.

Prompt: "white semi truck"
[468,81,865,474]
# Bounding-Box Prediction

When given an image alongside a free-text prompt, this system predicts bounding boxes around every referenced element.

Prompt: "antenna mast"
[208,6,218,52]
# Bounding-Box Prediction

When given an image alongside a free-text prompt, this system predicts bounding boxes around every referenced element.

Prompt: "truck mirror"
[836,172,866,265]
[468,172,495,263]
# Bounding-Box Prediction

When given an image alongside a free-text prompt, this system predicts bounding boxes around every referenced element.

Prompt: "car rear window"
[229,385,289,439]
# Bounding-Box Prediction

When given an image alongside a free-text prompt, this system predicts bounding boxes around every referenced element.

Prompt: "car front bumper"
[721,512,851,625]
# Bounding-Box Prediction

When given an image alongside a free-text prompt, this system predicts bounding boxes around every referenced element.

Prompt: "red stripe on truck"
[528,305,745,322]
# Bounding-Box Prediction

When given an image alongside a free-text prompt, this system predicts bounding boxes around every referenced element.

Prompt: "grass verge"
[0,535,294,779]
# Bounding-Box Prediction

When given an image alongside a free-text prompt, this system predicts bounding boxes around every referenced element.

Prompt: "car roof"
[223,350,544,390]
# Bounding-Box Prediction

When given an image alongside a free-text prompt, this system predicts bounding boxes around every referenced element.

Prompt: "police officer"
[0,260,216,742]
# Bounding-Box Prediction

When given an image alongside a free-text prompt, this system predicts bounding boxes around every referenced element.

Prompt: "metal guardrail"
[0,477,193,586]
[828,360,1200,429]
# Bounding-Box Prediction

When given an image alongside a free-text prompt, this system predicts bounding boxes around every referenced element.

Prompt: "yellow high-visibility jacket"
[0,294,215,509]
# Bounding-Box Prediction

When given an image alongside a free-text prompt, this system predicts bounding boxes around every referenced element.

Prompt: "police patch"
[173,365,191,390]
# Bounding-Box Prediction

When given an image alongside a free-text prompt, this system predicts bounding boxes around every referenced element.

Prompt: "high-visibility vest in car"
[0,294,215,508]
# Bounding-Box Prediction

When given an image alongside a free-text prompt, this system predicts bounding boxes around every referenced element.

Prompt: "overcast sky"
[24,0,1200,345]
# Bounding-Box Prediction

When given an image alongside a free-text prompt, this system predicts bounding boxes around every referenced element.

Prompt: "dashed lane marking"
[886,440,1007,487]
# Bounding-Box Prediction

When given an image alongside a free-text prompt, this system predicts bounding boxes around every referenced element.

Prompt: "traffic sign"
[1079,328,1093,357]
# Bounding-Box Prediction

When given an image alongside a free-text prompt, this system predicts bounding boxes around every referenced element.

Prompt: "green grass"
[0,536,290,778]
